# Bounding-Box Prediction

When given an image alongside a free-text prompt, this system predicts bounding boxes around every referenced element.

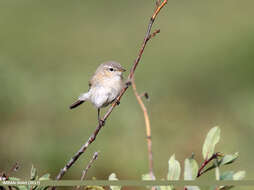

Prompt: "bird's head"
[98,61,126,78]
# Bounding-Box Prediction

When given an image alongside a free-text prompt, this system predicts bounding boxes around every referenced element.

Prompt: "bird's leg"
[97,108,105,126]
[125,79,132,87]
[115,99,120,105]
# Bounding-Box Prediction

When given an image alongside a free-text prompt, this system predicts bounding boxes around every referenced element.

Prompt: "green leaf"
[30,165,37,180]
[202,126,221,160]
[6,178,27,190]
[215,163,220,181]
[85,186,105,190]
[159,186,172,190]
[8,177,20,181]
[16,186,29,190]
[220,153,239,166]
[220,171,234,180]
[233,171,246,180]
[39,173,50,180]
[201,152,239,175]
[184,157,198,180]
[165,155,181,190]
[141,173,154,180]
[185,186,200,190]
[184,156,200,190]
[37,187,51,190]
[109,173,121,190]
[167,154,181,180]
[157,179,172,190]
[142,173,156,189]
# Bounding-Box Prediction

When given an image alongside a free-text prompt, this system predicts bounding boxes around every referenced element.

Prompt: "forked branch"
[197,152,221,177]
[54,0,168,184]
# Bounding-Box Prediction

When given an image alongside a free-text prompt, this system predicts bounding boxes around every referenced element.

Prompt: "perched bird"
[70,61,126,125]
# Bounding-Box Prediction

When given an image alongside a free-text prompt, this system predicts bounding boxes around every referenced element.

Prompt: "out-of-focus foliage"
[0,1,254,190]
[141,127,245,190]
[1,127,246,190]
[7,165,50,190]
[109,173,121,190]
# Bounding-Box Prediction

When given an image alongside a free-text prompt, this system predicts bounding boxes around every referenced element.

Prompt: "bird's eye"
[109,68,114,71]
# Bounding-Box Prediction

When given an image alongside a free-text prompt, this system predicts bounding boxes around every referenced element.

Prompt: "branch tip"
[152,0,168,20]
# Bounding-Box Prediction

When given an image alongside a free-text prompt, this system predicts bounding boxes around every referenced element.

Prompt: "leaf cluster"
[7,165,50,190]
[139,126,245,190]
[2,127,245,190]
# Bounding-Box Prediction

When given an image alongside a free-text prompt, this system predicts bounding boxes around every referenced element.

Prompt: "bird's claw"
[125,80,132,87]
[99,119,105,126]
[116,100,120,105]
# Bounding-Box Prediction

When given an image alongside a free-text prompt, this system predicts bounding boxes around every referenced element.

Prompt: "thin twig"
[8,162,19,177]
[155,0,161,9]
[0,163,19,190]
[148,29,160,40]
[1,162,19,181]
[132,77,155,190]
[132,77,154,179]
[152,0,167,20]
[76,152,99,190]
[81,152,99,181]
[197,152,220,178]
[53,0,168,185]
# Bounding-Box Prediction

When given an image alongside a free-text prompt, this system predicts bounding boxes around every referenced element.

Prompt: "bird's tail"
[70,92,89,109]
[70,100,85,109]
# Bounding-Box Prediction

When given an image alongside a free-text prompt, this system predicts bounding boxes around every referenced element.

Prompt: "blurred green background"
[1,0,254,186]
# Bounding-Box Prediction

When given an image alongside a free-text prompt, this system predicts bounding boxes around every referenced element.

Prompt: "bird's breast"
[89,77,123,108]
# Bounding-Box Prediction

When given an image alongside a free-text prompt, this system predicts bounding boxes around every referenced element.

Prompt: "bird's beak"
[119,68,126,72]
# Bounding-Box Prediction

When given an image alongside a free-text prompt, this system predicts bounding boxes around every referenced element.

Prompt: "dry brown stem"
[76,152,99,190]
[81,152,99,181]
[132,77,154,179]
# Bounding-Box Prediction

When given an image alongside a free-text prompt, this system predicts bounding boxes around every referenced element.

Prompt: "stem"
[132,77,154,179]
[197,152,220,178]
[53,0,168,187]
[76,152,99,190]
[81,152,99,181]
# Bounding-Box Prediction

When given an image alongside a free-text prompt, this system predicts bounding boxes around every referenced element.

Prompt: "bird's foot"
[99,119,105,126]
[115,100,120,105]
[125,80,132,87]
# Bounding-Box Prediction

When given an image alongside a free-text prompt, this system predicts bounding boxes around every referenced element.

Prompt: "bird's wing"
[89,73,98,89]
[88,80,92,90]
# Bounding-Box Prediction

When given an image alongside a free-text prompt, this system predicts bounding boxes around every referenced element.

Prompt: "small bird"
[70,61,126,125]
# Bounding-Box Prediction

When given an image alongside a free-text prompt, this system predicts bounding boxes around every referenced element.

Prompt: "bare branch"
[76,152,99,190]
[9,162,19,175]
[152,0,167,20]
[53,0,168,185]
[81,152,99,181]
[148,29,160,41]
[132,77,154,179]
[156,0,161,9]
